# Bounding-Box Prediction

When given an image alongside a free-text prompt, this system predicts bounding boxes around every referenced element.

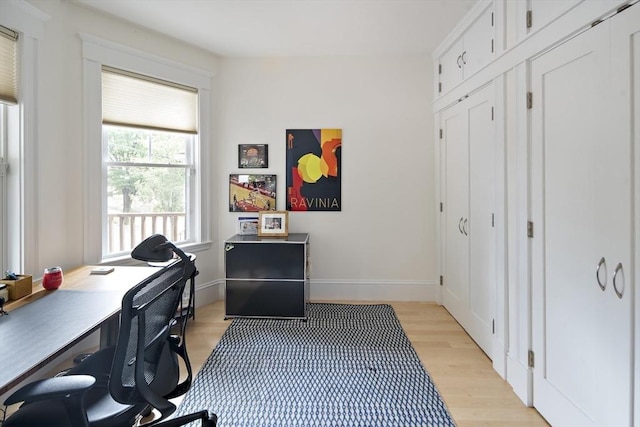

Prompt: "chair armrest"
[3,375,96,406]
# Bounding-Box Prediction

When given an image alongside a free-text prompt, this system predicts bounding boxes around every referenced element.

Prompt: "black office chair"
[2,235,216,427]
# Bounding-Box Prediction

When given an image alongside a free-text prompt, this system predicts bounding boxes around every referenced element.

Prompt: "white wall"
[15,0,221,290]
[215,56,439,301]
[12,0,440,302]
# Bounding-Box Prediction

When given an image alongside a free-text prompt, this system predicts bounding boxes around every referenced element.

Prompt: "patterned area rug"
[175,303,456,426]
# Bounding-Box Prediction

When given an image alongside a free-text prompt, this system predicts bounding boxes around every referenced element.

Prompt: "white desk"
[0,266,158,396]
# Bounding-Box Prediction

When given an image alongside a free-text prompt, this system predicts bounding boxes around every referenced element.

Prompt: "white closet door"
[441,85,495,357]
[441,100,469,326]
[467,85,495,356]
[531,7,636,425]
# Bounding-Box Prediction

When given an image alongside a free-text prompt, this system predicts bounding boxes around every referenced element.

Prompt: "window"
[2,4,49,276]
[82,35,212,263]
[0,25,18,273]
[101,67,198,257]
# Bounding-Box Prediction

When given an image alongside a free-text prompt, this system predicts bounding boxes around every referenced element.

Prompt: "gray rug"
[175,303,456,426]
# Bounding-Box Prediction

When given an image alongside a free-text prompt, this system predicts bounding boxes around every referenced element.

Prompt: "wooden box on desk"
[0,275,33,300]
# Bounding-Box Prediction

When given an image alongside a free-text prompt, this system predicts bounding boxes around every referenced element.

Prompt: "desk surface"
[0,265,158,396]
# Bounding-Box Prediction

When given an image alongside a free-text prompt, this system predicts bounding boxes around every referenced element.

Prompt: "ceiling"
[71,0,476,57]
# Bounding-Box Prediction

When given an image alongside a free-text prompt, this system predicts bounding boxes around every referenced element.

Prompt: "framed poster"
[286,129,342,211]
[257,211,288,237]
[238,144,268,168]
[229,174,277,212]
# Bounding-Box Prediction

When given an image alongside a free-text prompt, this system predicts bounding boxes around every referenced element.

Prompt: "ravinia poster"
[286,129,342,211]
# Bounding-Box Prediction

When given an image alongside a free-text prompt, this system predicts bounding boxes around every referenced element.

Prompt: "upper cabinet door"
[436,1,495,97]
[526,0,583,34]
[462,6,495,78]
[438,39,464,95]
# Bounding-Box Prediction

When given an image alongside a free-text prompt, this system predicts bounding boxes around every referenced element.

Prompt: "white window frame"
[81,33,212,263]
[0,0,48,275]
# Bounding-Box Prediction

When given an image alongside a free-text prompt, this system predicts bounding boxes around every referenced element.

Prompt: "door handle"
[613,263,624,299]
[458,217,464,234]
[463,218,468,235]
[461,51,467,65]
[596,257,606,291]
[457,55,463,68]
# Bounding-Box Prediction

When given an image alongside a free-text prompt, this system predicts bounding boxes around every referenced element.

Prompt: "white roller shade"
[0,26,18,105]
[102,66,198,134]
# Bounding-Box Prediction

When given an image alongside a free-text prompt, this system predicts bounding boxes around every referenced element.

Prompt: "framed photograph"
[229,174,277,212]
[238,144,268,168]
[258,210,289,237]
[237,216,259,235]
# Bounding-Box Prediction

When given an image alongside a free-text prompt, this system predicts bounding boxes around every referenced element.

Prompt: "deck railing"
[107,212,186,254]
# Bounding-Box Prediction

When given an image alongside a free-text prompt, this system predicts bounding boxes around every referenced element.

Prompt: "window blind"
[102,66,198,134]
[0,26,18,105]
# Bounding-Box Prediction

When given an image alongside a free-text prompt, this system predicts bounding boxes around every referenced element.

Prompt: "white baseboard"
[195,279,441,305]
[309,279,440,302]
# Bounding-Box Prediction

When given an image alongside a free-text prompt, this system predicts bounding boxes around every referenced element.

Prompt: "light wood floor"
[28,300,548,426]
[184,300,550,427]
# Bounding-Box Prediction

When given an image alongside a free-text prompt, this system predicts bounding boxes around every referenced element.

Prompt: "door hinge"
[440,202,443,212]
[526,10,532,28]
[439,128,443,139]
[527,92,533,109]
[527,221,534,238]
[491,106,494,120]
[438,63,442,75]
[528,350,535,368]
[491,213,495,227]
[491,12,494,27]
[440,275,444,286]
[492,319,495,334]
[438,82,442,93]
[0,162,8,177]
[491,38,494,53]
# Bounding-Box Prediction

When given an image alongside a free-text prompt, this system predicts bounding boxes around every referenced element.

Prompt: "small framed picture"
[238,144,268,168]
[229,174,277,212]
[237,216,259,235]
[258,210,289,237]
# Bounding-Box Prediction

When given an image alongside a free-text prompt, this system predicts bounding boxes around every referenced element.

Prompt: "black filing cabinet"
[224,233,309,319]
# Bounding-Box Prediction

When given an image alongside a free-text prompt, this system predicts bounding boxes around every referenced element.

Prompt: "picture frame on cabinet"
[257,210,289,237]
[237,216,259,235]
[238,144,268,168]
[229,174,277,212]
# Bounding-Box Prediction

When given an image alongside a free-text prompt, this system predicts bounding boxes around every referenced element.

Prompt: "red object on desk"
[42,267,63,290]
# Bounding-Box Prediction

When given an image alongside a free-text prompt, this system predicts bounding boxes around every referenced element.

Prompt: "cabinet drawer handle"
[596,257,606,291]
[463,218,468,235]
[458,217,464,234]
[225,243,234,252]
[457,55,463,68]
[613,262,624,299]
[461,50,467,65]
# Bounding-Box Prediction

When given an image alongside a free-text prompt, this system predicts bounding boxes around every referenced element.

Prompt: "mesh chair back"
[109,255,196,415]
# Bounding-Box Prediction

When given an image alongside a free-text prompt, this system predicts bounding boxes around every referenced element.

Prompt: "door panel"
[442,101,469,324]
[467,86,495,356]
[531,7,636,424]
[441,84,495,358]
